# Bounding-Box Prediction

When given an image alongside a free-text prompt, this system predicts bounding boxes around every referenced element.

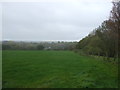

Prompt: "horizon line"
[2,40,79,42]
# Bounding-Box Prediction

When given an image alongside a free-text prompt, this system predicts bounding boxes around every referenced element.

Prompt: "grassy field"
[0,50,2,89]
[2,50,118,88]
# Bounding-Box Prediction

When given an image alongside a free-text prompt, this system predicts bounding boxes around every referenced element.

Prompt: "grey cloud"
[2,1,112,41]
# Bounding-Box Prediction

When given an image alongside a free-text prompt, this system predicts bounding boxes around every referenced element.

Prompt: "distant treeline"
[2,41,77,50]
[76,1,120,59]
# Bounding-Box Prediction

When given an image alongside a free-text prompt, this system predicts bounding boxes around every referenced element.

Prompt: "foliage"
[37,44,44,50]
[76,1,120,59]
[2,41,77,51]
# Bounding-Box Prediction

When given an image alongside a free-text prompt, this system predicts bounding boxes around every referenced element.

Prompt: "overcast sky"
[1,0,113,41]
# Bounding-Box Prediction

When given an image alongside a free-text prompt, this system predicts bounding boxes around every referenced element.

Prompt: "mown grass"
[2,50,118,88]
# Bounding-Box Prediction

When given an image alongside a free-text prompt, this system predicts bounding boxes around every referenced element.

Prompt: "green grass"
[0,50,2,89]
[2,50,118,88]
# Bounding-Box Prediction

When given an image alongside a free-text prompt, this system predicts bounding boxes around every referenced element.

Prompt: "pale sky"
[1,0,113,41]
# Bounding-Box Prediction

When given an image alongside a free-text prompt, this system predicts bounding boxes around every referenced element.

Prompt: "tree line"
[2,41,77,50]
[76,1,120,60]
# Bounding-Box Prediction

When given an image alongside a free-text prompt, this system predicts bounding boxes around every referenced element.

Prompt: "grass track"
[2,50,118,88]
